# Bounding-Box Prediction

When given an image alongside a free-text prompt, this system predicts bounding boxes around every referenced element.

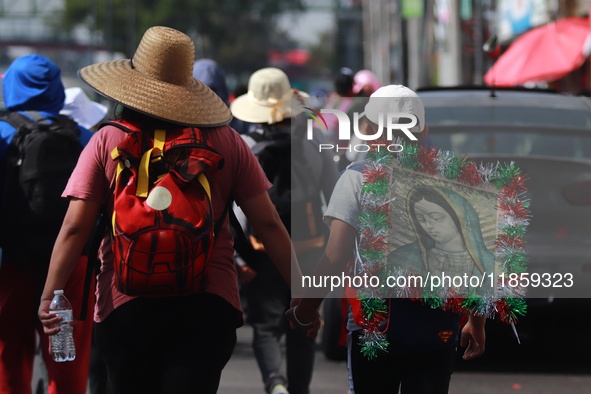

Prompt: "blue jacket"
[192,59,252,134]
[0,54,92,159]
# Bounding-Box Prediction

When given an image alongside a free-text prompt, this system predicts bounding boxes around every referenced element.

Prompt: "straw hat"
[61,87,109,129]
[78,26,231,127]
[230,67,309,124]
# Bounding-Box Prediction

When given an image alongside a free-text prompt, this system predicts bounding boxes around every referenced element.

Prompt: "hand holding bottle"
[39,290,76,362]
[38,298,62,336]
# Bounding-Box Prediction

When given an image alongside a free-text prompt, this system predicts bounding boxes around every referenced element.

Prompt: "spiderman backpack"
[108,120,224,296]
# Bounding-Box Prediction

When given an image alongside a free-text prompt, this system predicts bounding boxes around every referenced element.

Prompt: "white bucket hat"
[364,85,426,134]
[230,67,309,124]
[60,87,109,129]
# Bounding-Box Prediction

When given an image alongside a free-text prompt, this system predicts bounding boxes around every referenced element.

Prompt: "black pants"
[350,330,456,394]
[94,293,237,394]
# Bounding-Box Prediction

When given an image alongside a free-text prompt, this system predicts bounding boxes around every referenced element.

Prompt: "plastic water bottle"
[49,290,76,362]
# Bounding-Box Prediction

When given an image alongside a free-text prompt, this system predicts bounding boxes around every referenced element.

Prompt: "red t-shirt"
[63,123,271,324]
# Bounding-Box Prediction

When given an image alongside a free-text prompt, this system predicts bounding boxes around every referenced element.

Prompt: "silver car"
[420,87,591,358]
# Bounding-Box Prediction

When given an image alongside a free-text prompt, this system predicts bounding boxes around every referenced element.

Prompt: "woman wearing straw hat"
[37,26,319,394]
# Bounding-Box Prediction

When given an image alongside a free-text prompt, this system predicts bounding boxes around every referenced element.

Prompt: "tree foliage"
[61,0,305,74]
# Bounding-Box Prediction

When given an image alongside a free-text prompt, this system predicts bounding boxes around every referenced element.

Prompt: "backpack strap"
[229,206,259,267]
[247,128,291,156]
[110,127,212,202]
[1,111,38,130]
[23,111,46,123]
[109,125,165,198]
[78,213,107,320]
[2,111,80,145]
[100,119,140,133]
[2,111,71,129]
[137,128,166,197]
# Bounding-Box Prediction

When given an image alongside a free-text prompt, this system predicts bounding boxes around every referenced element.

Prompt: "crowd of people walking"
[0,25,487,394]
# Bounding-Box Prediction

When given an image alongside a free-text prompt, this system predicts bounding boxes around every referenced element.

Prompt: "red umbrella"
[484,17,591,87]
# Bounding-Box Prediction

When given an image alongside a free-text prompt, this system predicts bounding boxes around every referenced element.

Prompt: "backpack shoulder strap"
[229,205,258,266]
[247,129,291,156]
[100,119,141,134]
[22,111,45,123]
[1,112,43,162]
[1,111,36,129]
[246,129,265,143]
[79,212,107,320]
[3,111,79,141]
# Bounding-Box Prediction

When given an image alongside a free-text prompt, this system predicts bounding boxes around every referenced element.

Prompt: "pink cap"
[353,69,381,95]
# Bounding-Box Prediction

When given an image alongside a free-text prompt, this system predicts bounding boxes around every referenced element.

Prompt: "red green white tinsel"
[354,138,529,360]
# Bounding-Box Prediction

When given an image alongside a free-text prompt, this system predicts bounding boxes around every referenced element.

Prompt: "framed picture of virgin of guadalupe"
[356,146,529,356]
[387,166,499,297]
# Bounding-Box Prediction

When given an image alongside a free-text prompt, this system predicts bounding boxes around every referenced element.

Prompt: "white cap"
[53,289,64,295]
[61,87,109,129]
[363,85,425,134]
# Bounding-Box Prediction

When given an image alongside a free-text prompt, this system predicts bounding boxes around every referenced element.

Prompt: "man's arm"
[38,198,101,335]
[239,191,301,287]
[285,218,357,337]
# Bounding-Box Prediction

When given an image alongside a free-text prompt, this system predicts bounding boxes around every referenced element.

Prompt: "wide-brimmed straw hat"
[230,67,309,124]
[79,26,231,127]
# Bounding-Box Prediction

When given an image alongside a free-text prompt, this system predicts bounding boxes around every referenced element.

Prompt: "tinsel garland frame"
[354,138,529,359]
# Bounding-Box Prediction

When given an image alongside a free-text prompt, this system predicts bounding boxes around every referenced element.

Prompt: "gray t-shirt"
[323,162,365,332]
[323,165,363,231]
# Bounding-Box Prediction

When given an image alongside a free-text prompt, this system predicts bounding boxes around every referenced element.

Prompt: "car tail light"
[561,181,591,205]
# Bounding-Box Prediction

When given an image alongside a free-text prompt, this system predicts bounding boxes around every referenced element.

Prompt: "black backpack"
[246,123,326,254]
[0,111,83,271]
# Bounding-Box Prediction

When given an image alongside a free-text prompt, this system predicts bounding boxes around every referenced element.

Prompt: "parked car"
[321,87,591,361]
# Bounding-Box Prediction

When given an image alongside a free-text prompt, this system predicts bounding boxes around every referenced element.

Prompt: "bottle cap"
[53,290,64,295]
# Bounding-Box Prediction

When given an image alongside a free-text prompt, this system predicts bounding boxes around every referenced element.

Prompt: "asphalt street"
[218,325,591,394]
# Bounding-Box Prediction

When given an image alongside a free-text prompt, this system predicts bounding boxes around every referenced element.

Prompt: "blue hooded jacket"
[192,59,230,106]
[0,54,93,158]
[192,59,251,134]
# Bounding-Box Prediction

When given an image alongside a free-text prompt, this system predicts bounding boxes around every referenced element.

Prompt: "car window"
[430,131,591,159]
[426,107,591,129]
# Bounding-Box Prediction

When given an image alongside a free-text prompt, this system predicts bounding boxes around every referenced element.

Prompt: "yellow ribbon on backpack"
[110,129,166,233]
[109,129,213,235]
[136,129,166,198]
[109,129,167,198]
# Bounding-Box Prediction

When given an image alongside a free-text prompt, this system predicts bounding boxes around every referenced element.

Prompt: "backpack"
[107,120,225,297]
[0,111,82,271]
[246,123,326,254]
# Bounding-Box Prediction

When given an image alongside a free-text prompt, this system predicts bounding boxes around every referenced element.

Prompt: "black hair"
[114,104,183,130]
[334,73,354,96]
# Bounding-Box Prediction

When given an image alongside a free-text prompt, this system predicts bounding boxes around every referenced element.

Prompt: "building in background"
[0,0,122,76]
[2,0,590,93]
[358,0,591,92]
